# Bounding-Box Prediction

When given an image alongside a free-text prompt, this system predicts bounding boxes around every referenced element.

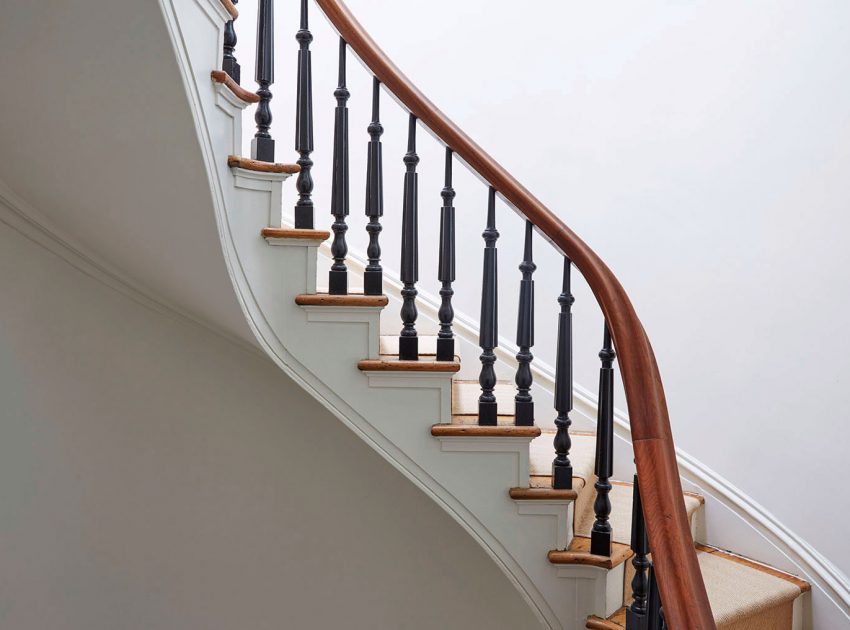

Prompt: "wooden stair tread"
[211,71,259,104]
[586,607,626,629]
[262,228,330,242]
[219,0,238,19]
[359,356,460,373]
[509,486,578,501]
[548,536,633,570]
[432,421,541,438]
[228,155,300,174]
[295,293,388,307]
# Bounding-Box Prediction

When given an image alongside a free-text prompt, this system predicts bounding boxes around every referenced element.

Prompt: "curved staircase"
[162,0,813,628]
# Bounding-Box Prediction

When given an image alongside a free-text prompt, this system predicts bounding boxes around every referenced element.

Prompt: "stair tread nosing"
[211,71,259,104]
[359,356,460,373]
[296,293,389,308]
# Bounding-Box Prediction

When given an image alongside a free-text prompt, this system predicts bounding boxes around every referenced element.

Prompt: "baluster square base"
[515,401,534,426]
[398,336,419,361]
[364,270,383,296]
[590,529,613,558]
[223,60,241,84]
[436,338,455,362]
[626,609,649,630]
[294,206,314,230]
[552,464,573,490]
[328,270,348,295]
[251,137,276,163]
[478,401,498,426]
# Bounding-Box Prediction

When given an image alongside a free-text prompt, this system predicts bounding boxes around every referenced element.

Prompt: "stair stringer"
[160,1,622,628]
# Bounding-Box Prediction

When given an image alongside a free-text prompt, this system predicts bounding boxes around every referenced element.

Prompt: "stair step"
[508,486,578,501]
[548,536,633,570]
[575,480,703,545]
[529,430,597,481]
[295,293,388,307]
[227,155,299,174]
[211,71,258,104]
[262,227,329,243]
[432,418,541,438]
[358,356,460,373]
[219,0,238,19]
[452,380,515,415]
[590,546,809,629]
[380,335,438,356]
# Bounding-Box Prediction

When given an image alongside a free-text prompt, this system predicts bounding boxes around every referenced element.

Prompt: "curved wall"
[0,211,541,629]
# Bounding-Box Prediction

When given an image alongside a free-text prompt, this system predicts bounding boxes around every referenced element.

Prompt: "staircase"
[163,0,812,627]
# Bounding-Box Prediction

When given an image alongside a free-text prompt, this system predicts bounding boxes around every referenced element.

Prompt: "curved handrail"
[315,1,715,627]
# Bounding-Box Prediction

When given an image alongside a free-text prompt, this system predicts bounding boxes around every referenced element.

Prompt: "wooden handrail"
[314,1,715,627]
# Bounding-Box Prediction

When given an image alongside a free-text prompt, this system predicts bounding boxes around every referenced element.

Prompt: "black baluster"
[552,257,575,489]
[514,221,536,426]
[436,148,456,361]
[294,0,314,229]
[222,0,240,83]
[478,187,500,426]
[398,114,420,360]
[329,38,350,295]
[591,323,615,557]
[626,475,651,630]
[364,77,384,296]
[252,0,275,161]
[647,564,665,630]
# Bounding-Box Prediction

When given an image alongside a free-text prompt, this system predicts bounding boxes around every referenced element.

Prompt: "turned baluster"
[293,0,314,228]
[398,114,420,360]
[222,0,240,83]
[647,563,666,630]
[626,474,651,630]
[364,77,384,296]
[478,187,500,425]
[436,147,456,361]
[552,257,575,489]
[252,0,275,161]
[329,38,351,295]
[591,323,615,557]
[514,221,536,426]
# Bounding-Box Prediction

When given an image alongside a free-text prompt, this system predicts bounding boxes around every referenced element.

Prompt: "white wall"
[0,216,542,630]
[237,0,850,595]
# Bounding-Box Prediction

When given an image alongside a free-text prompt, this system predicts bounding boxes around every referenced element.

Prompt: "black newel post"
[514,221,536,426]
[552,257,575,489]
[591,323,615,557]
[627,475,651,630]
[252,0,275,161]
[294,0,314,228]
[364,77,384,296]
[478,187,500,425]
[223,0,240,83]
[436,147,457,362]
[329,38,351,295]
[398,114,420,360]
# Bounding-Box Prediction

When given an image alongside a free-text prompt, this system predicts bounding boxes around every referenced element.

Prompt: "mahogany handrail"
[314,1,715,627]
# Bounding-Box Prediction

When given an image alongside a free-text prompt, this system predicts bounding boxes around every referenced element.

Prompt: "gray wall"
[0,217,541,630]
